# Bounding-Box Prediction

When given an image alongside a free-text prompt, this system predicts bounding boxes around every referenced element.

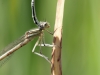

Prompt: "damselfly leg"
[32,34,51,63]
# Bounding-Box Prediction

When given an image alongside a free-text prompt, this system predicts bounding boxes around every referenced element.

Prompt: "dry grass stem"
[51,0,65,75]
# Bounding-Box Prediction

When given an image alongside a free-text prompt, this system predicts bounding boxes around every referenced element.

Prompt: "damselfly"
[0,0,52,66]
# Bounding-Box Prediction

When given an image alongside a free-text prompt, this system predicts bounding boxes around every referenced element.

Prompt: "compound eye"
[44,22,47,26]
[39,21,50,28]
[44,22,50,28]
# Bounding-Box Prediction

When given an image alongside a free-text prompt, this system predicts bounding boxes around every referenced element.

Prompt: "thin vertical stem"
[51,0,65,75]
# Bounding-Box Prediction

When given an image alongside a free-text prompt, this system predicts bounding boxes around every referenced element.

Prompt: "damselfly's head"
[39,21,50,30]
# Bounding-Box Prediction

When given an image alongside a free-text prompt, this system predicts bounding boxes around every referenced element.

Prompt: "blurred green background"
[0,0,100,75]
